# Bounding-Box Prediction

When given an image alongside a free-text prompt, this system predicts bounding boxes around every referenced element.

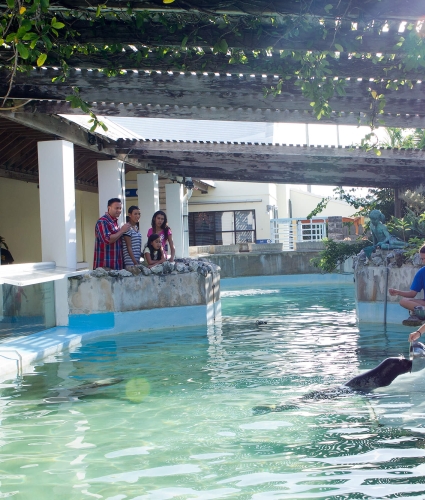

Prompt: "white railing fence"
[270,217,328,250]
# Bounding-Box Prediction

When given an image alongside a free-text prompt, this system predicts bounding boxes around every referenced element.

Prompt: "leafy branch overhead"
[1,1,425,125]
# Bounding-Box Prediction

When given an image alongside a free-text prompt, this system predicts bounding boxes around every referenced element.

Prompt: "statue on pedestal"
[363,209,407,258]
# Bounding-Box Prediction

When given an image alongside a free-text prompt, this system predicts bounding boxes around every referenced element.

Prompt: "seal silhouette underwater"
[43,377,124,403]
[253,357,412,414]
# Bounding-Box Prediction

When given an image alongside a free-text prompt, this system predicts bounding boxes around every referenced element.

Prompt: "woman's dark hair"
[146,233,163,261]
[128,205,139,214]
[151,210,170,241]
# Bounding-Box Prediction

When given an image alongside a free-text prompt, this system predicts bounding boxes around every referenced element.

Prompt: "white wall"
[276,184,291,218]
[0,177,42,263]
[290,189,355,218]
[189,181,277,240]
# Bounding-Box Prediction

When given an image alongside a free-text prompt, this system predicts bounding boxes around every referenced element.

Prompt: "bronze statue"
[369,209,407,250]
[363,209,407,258]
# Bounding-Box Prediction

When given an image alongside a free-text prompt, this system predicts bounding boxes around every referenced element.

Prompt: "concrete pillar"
[137,172,159,239]
[276,184,290,218]
[0,250,3,321]
[165,183,184,258]
[97,160,125,225]
[38,140,77,326]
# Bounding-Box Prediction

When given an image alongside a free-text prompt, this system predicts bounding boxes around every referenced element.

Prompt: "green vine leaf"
[37,53,47,66]
[17,43,29,59]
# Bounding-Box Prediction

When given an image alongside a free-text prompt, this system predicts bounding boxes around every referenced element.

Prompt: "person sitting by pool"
[390,245,425,326]
[123,205,142,268]
[147,210,175,262]
[143,233,167,268]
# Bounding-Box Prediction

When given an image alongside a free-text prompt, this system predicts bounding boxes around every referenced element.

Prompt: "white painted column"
[0,252,2,321]
[0,283,3,321]
[165,183,184,259]
[97,160,125,225]
[38,140,77,326]
[137,172,159,239]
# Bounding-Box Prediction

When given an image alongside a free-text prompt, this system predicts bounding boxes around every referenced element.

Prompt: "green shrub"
[310,238,371,273]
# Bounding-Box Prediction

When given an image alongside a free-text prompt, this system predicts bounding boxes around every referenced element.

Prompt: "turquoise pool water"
[2,283,425,499]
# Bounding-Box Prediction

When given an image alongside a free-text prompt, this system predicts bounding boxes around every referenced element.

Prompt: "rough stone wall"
[355,266,417,302]
[68,259,220,315]
[354,249,423,303]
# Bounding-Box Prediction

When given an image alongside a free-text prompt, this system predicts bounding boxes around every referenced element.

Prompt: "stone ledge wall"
[68,260,220,315]
[207,243,285,254]
[354,248,424,303]
[355,265,418,303]
[204,251,322,278]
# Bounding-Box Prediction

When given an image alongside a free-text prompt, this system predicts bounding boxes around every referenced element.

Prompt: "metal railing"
[270,217,328,250]
[0,349,23,378]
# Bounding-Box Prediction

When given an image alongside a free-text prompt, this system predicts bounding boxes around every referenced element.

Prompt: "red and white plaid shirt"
[93,213,123,270]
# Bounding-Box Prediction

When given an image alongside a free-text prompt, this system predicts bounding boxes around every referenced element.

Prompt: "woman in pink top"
[147,210,175,262]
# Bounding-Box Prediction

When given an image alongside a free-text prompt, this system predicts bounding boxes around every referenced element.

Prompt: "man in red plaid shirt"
[93,198,131,270]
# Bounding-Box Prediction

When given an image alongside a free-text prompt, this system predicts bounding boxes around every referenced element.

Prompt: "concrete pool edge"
[0,303,221,382]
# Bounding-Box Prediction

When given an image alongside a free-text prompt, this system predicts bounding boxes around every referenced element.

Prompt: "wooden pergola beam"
[4,68,423,102]
[10,102,425,128]
[51,0,425,21]
[59,21,418,56]
[100,140,425,188]
[113,138,425,162]
[131,162,424,188]
[3,70,425,119]
[1,49,420,81]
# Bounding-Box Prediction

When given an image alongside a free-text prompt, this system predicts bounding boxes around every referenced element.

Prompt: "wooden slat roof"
[2,0,425,188]
[2,112,423,190]
[4,69,425,128]
[2,1,425,127]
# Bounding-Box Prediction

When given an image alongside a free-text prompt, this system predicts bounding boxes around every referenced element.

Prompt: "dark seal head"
[344,357,412,392]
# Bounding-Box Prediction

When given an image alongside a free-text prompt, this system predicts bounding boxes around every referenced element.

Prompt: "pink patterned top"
[147,227,172,258]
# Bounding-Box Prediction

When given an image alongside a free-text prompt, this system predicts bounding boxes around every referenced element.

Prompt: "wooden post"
[394,188,401,218]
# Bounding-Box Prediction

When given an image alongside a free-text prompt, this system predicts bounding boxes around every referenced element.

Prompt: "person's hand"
[409,330,422,343]
[388,288,398,296]
[121,222,131,233]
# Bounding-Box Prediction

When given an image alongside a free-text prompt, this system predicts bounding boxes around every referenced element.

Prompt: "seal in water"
[43,377,124,403]
[344,357,412,391]
[253,357,412,414]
